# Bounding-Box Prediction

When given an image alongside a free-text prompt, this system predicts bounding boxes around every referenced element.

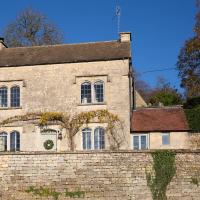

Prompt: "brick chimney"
[0,37,7,50]
[119,32,131,42]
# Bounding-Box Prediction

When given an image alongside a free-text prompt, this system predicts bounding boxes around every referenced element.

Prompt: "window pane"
[10,131,20,151]
[94,81,104,102]
[0,87,8,107]
[10,133,15,151]
[141,135,147,149]
[0,132,7,151]
[133,136,139,150]
[162,133,170,145]
[81,82,91,104]
[94,128,105,150]
[82,128,91,150]
[11,86,20,107]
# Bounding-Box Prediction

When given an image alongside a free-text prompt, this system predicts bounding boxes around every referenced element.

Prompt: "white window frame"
[10,131,20,152]
[0,86,8,108]
[94,81,104,103]
[81,80,105,104]
[162,133,170,145]
[133,134,149,150]
[10,86,20,108]
[81,82,92,104]
[0,132,8,151]
[94,127,105,150]
[82,127,106,150]
[82,128,92,150]
[0,84,21,109]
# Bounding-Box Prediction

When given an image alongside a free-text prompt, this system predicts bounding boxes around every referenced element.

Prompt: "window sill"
[78,102,107,106]
[0,107,22,110]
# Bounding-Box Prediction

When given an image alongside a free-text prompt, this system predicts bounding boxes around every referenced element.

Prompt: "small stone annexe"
[0,151,199,200]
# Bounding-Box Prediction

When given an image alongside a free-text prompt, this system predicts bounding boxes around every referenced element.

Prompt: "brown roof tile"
[0,40,131,67]
[131,107,189,132]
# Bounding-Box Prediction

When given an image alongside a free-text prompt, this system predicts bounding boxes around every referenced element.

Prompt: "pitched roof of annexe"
[131,107,189,132]
[0,40,131,67]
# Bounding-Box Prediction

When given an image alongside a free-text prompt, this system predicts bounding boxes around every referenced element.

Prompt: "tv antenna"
[116,5,121,34]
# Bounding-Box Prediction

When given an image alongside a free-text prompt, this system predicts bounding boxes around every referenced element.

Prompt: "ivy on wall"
[25,186,60,200]
[185,106,200,132]
[25,186,85,199]
[184,96,200,132]
[146,150,176,200]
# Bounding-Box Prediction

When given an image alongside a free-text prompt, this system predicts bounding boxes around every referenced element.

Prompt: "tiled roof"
[0,40,131,67]
[131,107,189,132]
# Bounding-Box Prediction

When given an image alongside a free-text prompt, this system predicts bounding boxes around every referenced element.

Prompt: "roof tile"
[131,107,189,132]
[0,41,131,67]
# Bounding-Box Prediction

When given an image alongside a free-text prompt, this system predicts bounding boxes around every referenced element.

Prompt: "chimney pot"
[0,37,7,49]
[119,32,131,42]
[0,37,4,42]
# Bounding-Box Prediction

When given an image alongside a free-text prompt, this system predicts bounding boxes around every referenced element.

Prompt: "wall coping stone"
[0,149,200,156]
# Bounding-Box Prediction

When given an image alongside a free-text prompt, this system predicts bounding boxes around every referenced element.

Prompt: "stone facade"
[0,59,132,151]
[135,91,147,108]
[131,131,189,150]
[0,33,134,151]
[0,151,200,200]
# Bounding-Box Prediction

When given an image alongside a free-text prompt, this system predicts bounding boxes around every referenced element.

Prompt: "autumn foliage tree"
[135,76,183,106]
[177,2,200,97]
[149,78,183,106]
[3,8,63,47]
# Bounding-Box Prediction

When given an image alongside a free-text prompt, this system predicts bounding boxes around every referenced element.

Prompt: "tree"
[3,8,63,47]
[149,77,183,106]
[177,2,200,97]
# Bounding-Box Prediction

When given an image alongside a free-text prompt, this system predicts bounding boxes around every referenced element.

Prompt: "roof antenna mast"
[116,5,121,34]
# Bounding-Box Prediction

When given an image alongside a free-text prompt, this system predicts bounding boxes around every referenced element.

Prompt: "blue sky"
[0,0,197,91]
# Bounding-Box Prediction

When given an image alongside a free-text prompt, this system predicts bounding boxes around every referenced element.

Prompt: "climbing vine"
[191,177,199,186]
[0,109,125,151]
[184,106,200,132]
[146,150,176,200]
[65,188,85,198]
[25,186,60,200]
[25,186,85,199]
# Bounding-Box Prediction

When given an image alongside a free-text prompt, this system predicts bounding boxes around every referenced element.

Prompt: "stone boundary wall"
[0,150,200,200]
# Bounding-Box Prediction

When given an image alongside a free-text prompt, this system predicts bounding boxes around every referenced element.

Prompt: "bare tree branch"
[3,8,63,47]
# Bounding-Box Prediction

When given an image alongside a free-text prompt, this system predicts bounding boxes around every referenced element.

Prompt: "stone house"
[0,33,135,151]
[0,33,190,151]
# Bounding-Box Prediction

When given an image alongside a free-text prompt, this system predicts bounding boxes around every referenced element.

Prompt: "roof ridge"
[134,106,183,111]
[5,40,119,50]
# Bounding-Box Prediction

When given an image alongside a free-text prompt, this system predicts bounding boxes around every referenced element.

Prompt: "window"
[81,80,105,104]
[82,128,91,150]
[10,131,20,151]
[133,134,148,150]
[94,127,105,149]
[162,133,170,145]
[94,81,104,103]
[0,132,7,151]
[81,82,91,104]
[11,86,20,107]
[0,87,8,107]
